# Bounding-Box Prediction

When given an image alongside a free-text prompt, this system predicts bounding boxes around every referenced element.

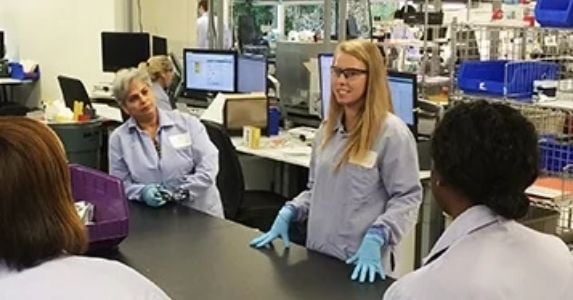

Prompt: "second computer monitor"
[318,53,334,119]
[183,49,237,94]
[152,35,168,55]
[387,71,417,133]
[238,55,267,93]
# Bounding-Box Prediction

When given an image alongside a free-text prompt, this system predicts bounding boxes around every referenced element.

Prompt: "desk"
[0,78,33,103]
[110,203,394,299]
[231,135,431,180]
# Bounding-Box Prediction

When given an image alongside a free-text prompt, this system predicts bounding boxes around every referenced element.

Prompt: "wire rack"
[449,22,573,102]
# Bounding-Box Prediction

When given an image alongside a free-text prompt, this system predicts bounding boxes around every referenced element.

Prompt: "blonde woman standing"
[139,55,175,111]
[250,39,422,283]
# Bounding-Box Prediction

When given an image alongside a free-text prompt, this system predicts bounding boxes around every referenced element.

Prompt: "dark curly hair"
[431,101,539,219]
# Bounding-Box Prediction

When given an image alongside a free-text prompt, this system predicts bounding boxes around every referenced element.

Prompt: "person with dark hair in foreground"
[384,101,573,299]
[0,117,170,299]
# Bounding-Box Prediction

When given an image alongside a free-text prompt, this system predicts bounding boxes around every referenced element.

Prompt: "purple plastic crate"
[69,164,129,251]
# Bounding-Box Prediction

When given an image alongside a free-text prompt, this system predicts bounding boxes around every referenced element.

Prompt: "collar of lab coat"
[127,108,175,132]
[331,114,348,135]
[423,205,500,265]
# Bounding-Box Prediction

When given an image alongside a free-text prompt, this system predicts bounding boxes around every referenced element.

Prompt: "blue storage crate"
[535,0,573,28]
[539,136,573,173]
[458,60,558,100]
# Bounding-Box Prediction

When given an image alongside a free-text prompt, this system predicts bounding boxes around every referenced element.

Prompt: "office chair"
[201,120,287,231]
[417,99,444,139]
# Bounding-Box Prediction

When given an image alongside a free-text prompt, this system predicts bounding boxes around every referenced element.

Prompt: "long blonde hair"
[322,39,393,168]
[138,55,173,82]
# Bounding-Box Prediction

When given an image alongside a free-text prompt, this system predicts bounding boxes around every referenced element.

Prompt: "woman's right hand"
[249,206,295,248]
[140,184,167,207]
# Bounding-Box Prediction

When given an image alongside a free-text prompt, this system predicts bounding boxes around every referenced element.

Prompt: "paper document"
[526,185,563,200]
[199,93,226,124]
[92,103,122,122]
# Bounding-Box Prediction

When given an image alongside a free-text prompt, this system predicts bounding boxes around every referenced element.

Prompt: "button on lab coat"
[288,113,423,266]
[109,109,224,218]
[384,205,573,300]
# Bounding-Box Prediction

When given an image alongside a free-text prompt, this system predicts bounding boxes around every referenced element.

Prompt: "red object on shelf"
[492,9,504,21]
[524,15,535,26]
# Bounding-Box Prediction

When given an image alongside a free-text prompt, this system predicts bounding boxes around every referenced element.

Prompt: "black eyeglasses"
[330,66,368,80]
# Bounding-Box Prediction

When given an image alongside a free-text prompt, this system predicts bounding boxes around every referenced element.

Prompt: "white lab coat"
[384,205,573,300]
[0,256,170,299]
[196,12,232,49]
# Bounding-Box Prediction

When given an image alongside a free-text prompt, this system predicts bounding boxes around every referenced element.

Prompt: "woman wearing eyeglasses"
[250,39,422,283]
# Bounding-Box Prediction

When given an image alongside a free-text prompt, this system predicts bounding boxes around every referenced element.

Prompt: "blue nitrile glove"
[346,231,386,283]
[140,184,167,207]
[249,206,295,248]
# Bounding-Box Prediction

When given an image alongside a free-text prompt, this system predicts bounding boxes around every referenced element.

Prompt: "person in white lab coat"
[384,101,573,300]
[0,117,170,300]
[139,55,175,111]
[196,0,232,49]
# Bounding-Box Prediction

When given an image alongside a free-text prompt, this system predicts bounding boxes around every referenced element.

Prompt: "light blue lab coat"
[288,113,422,264]
[108,109,223,218]
[151,82,173,111]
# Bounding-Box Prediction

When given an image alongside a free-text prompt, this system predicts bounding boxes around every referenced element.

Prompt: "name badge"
[349,150,377,168]
[169,133,192,149]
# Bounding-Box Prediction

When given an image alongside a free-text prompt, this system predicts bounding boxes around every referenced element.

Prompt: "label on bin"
[169,133,192,149]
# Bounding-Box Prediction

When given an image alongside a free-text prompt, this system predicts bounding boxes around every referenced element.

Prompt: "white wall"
[132,0,197,62]
[0,0,129,104]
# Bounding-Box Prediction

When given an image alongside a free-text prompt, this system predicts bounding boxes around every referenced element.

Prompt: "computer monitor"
[152,35,167,55]
[0,31,4,59]
[388,71,417,134]
[318,53,334,119]
[101,32,150,72]
[238,55,267,93]
[183,48,237,94]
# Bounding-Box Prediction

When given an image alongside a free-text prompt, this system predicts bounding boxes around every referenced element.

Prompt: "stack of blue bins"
[539,135,573,173]
[535,0,573,28]
[457,60,558,101]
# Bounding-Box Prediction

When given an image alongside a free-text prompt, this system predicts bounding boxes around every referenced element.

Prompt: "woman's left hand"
[346,232,386,283]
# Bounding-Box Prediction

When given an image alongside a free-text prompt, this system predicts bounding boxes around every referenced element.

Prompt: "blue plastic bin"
[535,0,573,28]
[539,136,573,173]
[457,60,558,100]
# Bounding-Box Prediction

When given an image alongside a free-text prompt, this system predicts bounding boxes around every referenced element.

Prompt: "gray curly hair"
[112,67,152,105]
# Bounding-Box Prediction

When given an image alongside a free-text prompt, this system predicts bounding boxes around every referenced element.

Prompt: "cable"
[137,0,143,32]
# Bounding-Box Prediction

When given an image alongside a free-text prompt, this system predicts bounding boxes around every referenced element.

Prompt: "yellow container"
[243,126,261,149]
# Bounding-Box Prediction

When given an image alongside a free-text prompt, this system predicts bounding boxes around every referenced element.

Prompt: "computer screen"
[238,55,267,93]
[152,35,167,55]
[0,31,4,59]
[101,32,150,72]
[318,53,334,119]
[183,49,237,93]
[387,71,417,127]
